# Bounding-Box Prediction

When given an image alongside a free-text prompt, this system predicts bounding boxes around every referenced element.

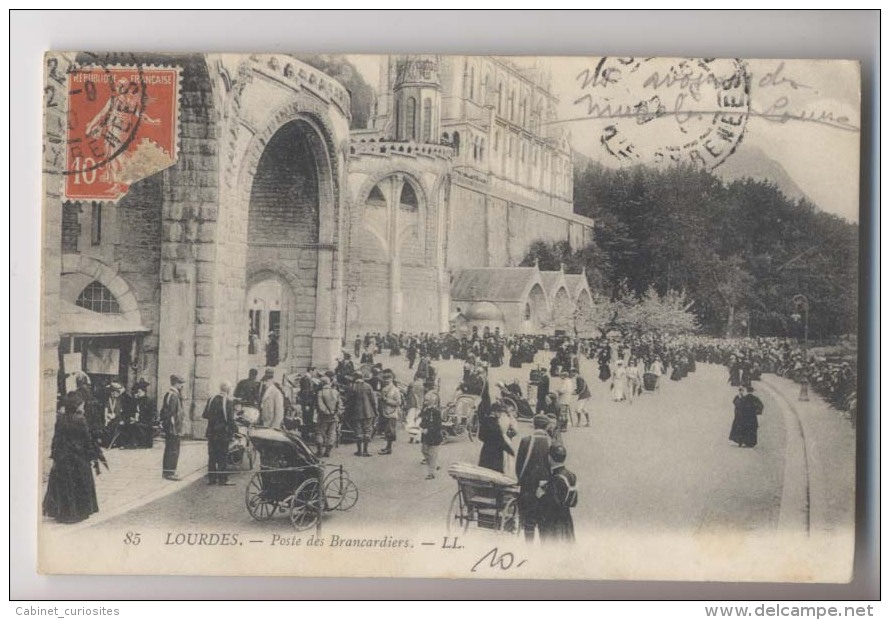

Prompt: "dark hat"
[134,379,150,391]
[533,414,550,429]
[263,368,275,379]
[61,391,85,414]
[549,443,567,463]
[170,374,185,385]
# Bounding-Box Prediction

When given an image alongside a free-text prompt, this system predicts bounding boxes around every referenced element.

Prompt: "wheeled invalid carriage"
[446,462,520,535]
[245,427,358,531]
[441,393,481,441]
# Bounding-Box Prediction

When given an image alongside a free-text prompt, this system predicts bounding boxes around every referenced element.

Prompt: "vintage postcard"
[39,52,860,581]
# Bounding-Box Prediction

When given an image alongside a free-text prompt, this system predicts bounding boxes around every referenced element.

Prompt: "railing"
[349,139,454,159]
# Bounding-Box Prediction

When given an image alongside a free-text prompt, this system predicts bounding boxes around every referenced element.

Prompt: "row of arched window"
[463,62,547,133]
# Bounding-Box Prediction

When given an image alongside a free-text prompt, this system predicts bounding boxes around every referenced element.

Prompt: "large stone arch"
[351,171,432,262]
[242,115,336,373]
[213,66,350,381]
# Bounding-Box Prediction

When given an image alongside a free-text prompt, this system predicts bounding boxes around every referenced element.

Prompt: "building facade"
[41,53,594,441]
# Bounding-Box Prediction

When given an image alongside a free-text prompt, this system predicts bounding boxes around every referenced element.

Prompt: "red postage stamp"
[65,65,179,202]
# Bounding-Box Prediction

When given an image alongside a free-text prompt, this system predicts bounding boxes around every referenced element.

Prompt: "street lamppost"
[791,294,809,401]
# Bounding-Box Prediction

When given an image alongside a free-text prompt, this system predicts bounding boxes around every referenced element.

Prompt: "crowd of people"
[44,326,855,533]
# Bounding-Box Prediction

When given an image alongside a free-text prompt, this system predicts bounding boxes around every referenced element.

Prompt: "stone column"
[388,175,403,332]
[311,245,340,370]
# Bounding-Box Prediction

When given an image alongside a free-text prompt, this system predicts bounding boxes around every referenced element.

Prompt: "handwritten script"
[570,60,858,133]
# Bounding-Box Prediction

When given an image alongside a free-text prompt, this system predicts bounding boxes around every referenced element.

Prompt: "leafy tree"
[530,160,859,338]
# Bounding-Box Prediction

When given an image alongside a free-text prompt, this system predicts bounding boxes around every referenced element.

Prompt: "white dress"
[611,366,628,401]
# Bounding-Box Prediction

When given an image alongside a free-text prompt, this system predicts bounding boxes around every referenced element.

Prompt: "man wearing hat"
[378,370,402,455]
[259,368,285,429]
[514,414,553,541]
[351,372,377,457]
[203,381,236,485]
[315,376,342,458]
[160,375,186,481]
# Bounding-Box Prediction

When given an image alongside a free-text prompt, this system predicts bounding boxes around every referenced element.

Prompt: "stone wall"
[447,179,593,270]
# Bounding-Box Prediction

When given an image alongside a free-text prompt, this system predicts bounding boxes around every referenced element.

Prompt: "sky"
[347,55,861,222]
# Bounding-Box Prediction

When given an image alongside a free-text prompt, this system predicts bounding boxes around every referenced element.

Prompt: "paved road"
[94,355,787,538]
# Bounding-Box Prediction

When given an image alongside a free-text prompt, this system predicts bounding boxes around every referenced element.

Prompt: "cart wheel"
[290,478,322,531]
[245,472,276,521]
[446,491,470,533]
[467,414,479,442]
[324,471,358,512]
[499,497,521,537]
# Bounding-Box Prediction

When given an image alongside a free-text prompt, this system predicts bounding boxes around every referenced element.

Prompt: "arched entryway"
[552,287,574,334]
[524,283,548,334]
[246,119,329,372]
[574,288,594,336]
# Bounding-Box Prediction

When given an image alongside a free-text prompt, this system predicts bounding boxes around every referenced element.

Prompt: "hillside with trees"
[523,162,858,339]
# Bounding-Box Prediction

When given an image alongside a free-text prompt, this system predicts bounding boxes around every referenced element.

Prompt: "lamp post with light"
[791,294,810,401]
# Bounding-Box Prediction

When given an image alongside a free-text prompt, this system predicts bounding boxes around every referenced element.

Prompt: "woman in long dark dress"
[43,393,106,523]
[478,404,515,474]
[729,386,764,447]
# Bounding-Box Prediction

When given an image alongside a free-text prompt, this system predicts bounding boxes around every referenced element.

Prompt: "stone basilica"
[41,53,594,434]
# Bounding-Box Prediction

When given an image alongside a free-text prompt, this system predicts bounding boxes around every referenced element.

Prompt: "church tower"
[390,54,441,143]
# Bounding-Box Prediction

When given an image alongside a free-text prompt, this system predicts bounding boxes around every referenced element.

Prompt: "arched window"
[76,281,120,314]
[367,184,386,207]
[422,98,432,142]
[509,89,515,121]
[399,182,419,210]
[479,138,485,161]
[394,99,400,139]
[497,83,503,115]
[452,131,461,155]
[524,303,532,321]
[405,97,417,141]
[494,130,500,152]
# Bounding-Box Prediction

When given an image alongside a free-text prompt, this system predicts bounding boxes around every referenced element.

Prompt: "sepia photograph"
[34,43,864,583]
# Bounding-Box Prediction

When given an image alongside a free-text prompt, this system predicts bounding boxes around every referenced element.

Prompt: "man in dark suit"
[515,414,553,541]
[161,375,186,481]
[203,381,236,485]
